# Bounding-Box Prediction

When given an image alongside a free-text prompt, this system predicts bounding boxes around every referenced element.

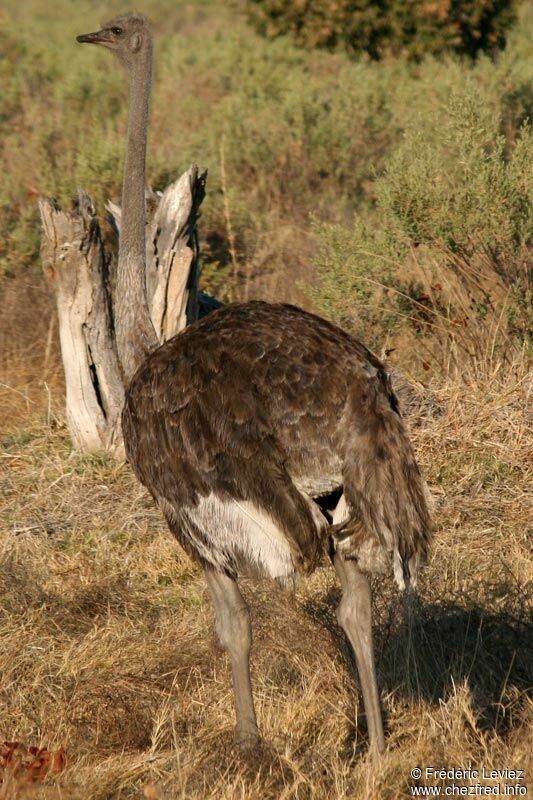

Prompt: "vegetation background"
[0,0,531,797]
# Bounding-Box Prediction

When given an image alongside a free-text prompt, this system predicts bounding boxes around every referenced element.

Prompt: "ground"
[0,287,531,798]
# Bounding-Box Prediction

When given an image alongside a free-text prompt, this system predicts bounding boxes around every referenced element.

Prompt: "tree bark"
[39,165,208,454]
[39,190,124,453]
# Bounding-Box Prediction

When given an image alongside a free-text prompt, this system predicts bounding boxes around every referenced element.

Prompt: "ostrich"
[77,14,431,754]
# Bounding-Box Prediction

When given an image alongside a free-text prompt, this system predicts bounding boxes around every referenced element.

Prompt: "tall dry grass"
[1,346,531,798]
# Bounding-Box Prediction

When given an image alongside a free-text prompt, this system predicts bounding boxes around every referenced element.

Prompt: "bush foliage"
[312,85,532,360]
[247,0,518,61]
[0,0,531,359]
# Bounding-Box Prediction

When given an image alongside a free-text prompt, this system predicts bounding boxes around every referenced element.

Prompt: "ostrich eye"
[111,27,123,35]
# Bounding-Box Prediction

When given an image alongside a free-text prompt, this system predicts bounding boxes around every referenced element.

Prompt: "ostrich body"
[77,14,431,754]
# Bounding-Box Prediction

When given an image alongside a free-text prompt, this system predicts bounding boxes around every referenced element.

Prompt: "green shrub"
[378,92,531,260]
[0,0,531,323]
[312,85,532,356]
[247,0,518,61]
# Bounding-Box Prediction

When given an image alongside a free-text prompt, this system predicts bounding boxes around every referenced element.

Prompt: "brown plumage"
[77,13,431,755]
[122,300,430,585]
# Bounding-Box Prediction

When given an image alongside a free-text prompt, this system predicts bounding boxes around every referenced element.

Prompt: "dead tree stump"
[39,190,124,452]
[39,165,207,454]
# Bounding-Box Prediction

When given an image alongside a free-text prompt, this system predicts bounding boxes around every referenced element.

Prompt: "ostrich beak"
[76,29,111,45]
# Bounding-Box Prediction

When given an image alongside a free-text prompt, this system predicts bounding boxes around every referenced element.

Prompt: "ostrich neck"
[115,43,158,383]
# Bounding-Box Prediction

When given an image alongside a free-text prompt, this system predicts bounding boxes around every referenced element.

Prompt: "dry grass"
[1,283,531,798]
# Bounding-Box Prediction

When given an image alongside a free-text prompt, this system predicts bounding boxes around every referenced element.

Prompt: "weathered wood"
[39,166,209,454]
[39,191,124,454]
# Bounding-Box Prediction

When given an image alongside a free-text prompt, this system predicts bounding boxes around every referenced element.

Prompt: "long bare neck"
[115,39,158,383]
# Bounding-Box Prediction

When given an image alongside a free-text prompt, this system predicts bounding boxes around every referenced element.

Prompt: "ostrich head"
[76,13,151,69]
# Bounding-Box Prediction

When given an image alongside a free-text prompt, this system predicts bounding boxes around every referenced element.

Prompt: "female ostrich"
[77,14,431,753]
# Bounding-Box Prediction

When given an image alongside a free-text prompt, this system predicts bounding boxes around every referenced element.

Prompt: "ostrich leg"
[334,554,385,753]
[204,569,260,747]
[332,496,385,754]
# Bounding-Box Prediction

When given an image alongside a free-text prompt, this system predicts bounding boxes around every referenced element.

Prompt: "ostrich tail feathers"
[342,376,431,590]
